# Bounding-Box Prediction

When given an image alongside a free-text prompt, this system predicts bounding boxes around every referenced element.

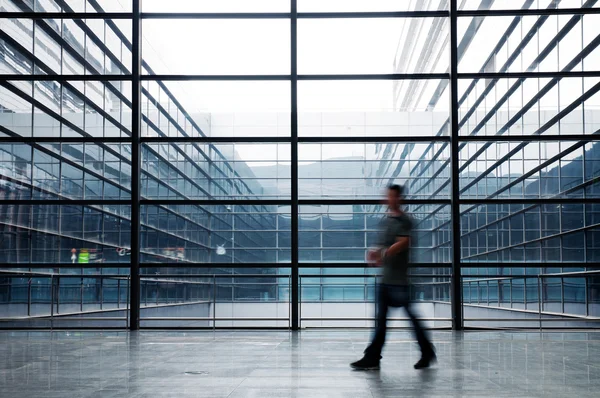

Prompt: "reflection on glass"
[140,205,291,264]
[458,77,600,137]
[459,141,600,198]
[298,142,450,199]
[299,205,451,263]
[142,143,290,199]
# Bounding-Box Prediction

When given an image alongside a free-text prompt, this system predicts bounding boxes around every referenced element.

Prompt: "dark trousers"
[365,283,433,359]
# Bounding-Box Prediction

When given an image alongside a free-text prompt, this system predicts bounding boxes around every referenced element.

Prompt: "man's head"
[386,184,405,210]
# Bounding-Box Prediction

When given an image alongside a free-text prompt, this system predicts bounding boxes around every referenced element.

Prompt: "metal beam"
[458,7,600,17]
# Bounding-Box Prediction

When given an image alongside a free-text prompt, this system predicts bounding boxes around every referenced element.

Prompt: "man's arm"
[383,236,410,258]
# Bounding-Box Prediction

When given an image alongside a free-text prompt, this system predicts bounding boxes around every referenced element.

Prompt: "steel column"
[129,0,142,331]
[290,0,300,330]
[449,0,463,330]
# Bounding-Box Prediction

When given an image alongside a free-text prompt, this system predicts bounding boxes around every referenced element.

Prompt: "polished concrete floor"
[0,330,599,397]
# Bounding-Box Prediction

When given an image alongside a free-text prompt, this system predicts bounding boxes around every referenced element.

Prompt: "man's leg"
[364,284,390,359]
[404,303,434,355]
[351,284,389,369]
[403,299,436,369]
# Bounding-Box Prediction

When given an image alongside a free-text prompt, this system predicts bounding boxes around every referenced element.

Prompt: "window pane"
[299,205,451,264]
[140,205,291,264]
[142,20,290,75]
[458,77,600,136]
[299,18,448,74]
[299,80,449,137]
[299,142,450,200]
[143,81,290,138]
[142,142,290,200]
[0,204,131,264]
[459,141,600,199]
[458,14,600,73]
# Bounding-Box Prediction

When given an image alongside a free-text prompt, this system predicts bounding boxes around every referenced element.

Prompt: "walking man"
[351,184,436,370]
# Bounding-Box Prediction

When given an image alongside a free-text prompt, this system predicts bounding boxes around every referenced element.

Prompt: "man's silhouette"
[351,184,436,370]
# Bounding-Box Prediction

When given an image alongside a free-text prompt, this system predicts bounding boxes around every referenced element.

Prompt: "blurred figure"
[351,184,435,370]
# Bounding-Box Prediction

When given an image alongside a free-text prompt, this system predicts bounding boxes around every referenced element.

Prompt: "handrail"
[1,268,598,329]
[538,269,600,278]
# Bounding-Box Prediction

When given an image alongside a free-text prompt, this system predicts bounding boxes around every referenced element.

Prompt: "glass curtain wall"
[0,0,599,329]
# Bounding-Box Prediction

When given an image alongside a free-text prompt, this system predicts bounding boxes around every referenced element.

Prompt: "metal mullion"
[459,134,600,142]
[290,0,299,331]
[457,8,600,17]
[142,137,291,143]
[141,199,290,206]
[139,263,290,269]
[297,263,445,268]
[299,136,450,143]
[0,136,132,143]
[298,199,450,206]
[0,12,133,19]
[460,198,600,205]
[129,0,141,330]
[461,261,597,268]
[450,0,462,331]
[297,11,449,19]
[458,71,600,79]
[142,75,290,81]
[297,73,448,80]
[0,263,131,270]
[141,12,291,19]
[0,199,129,206]
[141,74,448,81]
[0,74,131,81]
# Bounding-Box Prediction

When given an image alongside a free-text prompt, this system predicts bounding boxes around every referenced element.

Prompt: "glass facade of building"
[1,0,599,329]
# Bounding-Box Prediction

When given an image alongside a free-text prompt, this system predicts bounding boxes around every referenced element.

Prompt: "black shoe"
[350,356,381,370]
[414,352,437,369]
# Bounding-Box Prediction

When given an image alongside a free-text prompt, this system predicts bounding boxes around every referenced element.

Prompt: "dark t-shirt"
[378,213,412,286]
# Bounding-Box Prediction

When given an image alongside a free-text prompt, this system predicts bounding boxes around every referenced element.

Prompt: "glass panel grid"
[1,0,599,329]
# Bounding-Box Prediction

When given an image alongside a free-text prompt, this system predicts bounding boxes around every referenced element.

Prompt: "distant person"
[351,184,436,370]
